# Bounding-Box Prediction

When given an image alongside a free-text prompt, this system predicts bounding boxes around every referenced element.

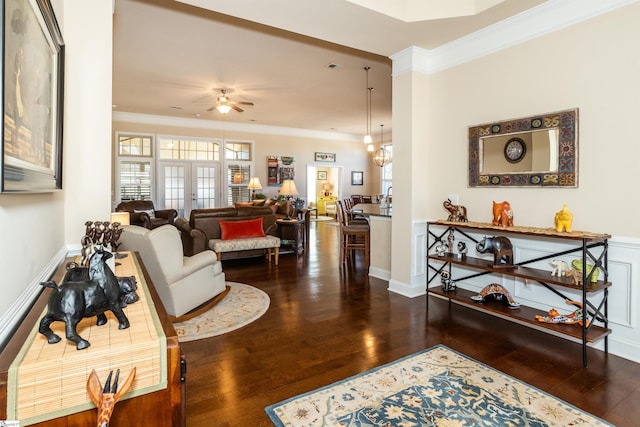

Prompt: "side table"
[276,218,306,255]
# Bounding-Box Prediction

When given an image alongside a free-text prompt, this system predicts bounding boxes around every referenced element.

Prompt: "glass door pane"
[195,165,217,209]
[161,163,186,217]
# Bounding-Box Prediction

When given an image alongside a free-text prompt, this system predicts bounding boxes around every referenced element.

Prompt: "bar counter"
[351,204,392,280]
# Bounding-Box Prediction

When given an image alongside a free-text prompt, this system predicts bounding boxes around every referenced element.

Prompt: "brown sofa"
[175,206,279,258]
[115,200,178,229]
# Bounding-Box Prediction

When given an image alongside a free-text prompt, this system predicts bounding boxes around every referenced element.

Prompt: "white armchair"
[119,224,227,321]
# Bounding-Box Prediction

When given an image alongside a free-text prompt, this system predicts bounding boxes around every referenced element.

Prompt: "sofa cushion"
[219,218,266,240]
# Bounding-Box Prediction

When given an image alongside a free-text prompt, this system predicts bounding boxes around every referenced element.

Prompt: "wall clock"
[504,137,526,163]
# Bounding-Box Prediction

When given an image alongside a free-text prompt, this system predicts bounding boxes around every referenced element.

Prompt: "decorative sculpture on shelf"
[554,204,573,232]
[535,300,589,326]
[476,235,514,267]
[443,198,468,222]
[447,229,455,253]
[87,368,137,427]
[492,200,514,227]
[550,259,570,277]
[564,269,583,286]
[38,248,133,350]
[81,221,126,266]
[457,241,467,258]
[435,240,446,257]
[571,259,600,283]
[470,283,520,309]
[439,270,456,291]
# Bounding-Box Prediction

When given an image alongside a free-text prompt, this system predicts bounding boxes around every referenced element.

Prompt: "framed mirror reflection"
[468,109,578,187]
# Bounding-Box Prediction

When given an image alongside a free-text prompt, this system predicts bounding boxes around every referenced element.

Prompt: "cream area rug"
[266,345,613,427]
[173,282,269,342]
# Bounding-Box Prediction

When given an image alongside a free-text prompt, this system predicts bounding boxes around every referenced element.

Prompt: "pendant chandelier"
[374,124,391,167]
[363,67,373,144]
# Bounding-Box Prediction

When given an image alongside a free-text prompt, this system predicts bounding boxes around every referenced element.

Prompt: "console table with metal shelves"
[426,220,611,367]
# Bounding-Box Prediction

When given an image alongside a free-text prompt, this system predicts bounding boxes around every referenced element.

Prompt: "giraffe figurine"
[87,368,136,427]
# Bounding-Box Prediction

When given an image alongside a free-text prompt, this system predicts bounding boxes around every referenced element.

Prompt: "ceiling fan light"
[216,104,232,114]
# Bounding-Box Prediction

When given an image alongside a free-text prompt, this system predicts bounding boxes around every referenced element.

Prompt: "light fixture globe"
[374,123,391,167]
[374,147,391,167]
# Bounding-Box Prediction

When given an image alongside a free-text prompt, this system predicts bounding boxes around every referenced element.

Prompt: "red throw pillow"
[219,218,266,240]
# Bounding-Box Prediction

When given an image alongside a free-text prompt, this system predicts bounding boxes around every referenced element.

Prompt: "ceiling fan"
[207,89,254,114]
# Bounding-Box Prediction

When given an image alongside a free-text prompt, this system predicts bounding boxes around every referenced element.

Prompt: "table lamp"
[279,179,299,219]
[247,177,262,200]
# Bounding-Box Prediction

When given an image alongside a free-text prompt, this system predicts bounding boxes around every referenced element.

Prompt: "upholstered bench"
[209,235,281,265]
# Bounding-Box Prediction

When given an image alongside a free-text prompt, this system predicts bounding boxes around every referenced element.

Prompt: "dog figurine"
[38,248,132,350]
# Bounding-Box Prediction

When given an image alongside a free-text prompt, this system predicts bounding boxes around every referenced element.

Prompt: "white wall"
[0,0,113,346]
[402,2,640,361]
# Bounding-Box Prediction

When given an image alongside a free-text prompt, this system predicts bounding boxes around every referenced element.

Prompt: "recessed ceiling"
[344,0,506,22]
[113,0,548,139]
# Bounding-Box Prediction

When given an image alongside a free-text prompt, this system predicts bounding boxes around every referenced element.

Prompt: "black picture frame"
[2,0,65,193]
[351,171,363,186]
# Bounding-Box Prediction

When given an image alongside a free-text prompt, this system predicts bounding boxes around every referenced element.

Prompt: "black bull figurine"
[38,248,139,350]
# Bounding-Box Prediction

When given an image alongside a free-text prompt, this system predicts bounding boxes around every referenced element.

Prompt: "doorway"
[306,164,342,208]
[157,161,221,218]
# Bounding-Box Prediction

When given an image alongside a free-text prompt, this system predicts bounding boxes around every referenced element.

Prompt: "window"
[158,137,220,161]
[116,134,154,201]
[118,135,152,157]
[225,141,252,161]
[227,163,251,205]
[381,144,392,197]
[225,141,253,205]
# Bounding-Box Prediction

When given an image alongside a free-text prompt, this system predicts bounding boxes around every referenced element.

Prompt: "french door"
[157,161,219,218]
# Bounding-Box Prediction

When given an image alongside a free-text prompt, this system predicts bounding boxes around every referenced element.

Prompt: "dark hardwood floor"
[183,221,640,426]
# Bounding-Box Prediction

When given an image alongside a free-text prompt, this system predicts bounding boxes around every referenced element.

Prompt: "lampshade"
[217,104,232,114]
[247,177,262,190]
[279,179,299,197]
[233,171,244,183]
[110,211,130,226]
[323,183,332,191]
[367,144,374,152]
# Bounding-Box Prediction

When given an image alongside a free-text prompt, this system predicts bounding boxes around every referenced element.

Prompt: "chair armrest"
[155,209,178,223]
[182,250,216,276]
[175,217,207,256]
[265,223,278,236]
[130,211,151,228]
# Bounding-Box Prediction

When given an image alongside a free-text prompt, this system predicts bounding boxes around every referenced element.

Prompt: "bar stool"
[336,200,370,265]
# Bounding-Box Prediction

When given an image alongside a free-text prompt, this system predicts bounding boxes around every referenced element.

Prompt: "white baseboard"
[0,246,68,348]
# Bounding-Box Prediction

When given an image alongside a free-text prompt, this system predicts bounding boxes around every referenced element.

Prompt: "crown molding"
[391,0,639,76]
[112,112,361,142]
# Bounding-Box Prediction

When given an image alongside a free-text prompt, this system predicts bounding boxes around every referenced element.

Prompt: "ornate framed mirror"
[468,109,578,187]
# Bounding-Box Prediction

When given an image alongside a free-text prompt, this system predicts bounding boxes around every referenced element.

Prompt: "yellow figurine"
[554,204,573,232]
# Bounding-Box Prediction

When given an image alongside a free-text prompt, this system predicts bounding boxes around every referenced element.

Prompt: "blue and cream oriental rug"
[265,345,613,427]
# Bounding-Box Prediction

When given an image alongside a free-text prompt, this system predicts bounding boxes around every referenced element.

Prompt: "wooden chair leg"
[274,247,279,265]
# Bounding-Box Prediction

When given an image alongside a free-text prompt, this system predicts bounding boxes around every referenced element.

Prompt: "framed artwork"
[2,0,65,192]
[317,171,327,180]
[351,171,363,186]
[315,152,335,162]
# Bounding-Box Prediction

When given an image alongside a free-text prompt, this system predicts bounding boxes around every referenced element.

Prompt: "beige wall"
[0,0,113,343]
[112,119,378,206]
[420,3,640,237]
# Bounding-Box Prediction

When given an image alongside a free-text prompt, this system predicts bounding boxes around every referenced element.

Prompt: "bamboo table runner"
[6,252,167,425]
